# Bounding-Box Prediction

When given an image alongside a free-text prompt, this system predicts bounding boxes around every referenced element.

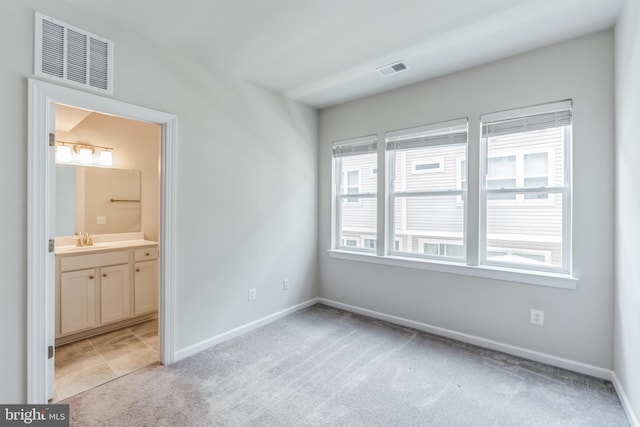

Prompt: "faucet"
[75,232,94,247]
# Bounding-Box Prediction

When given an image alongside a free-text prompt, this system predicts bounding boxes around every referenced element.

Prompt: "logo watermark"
[0,405,69,426]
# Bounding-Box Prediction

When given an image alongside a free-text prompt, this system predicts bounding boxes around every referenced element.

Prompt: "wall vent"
[35,12,113,94]
[376,61,408,77]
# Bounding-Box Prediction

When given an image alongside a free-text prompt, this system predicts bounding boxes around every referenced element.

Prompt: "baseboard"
[174,297,319,362]
[612,372,640,427]
[317,297,612,380]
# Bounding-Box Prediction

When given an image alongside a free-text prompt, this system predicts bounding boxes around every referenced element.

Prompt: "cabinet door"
[134,260,158,315]
[100,264,131,324]
[60,269,97,334]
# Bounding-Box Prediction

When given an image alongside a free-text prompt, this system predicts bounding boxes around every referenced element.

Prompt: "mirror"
[56,165,141,236]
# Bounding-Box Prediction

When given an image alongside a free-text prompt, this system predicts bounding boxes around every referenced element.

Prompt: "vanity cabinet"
[100,263,130,324]
[55,242,158,345]
[134,247,159,315]
[60,269,97,334]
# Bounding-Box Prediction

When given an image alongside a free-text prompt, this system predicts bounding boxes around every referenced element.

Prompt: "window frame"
[385,118,469,262]
[332,135,378,253]
[479,100,572,274]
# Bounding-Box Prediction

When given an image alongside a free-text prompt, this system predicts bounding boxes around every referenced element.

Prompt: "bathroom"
[52,104,161,401]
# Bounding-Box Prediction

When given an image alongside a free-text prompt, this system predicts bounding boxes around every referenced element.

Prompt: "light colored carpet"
[65,304,628,426]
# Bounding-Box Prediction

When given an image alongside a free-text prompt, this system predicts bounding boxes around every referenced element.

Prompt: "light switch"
[96,216,107,224]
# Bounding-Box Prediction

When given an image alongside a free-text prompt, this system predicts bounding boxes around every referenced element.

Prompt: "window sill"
[327,250,578,290]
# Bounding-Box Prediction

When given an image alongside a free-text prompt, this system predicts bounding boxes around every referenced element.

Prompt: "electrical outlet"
[96,216,106,224]
[283,279,289,291]
[530,309,544,326]
[248,288,256,302]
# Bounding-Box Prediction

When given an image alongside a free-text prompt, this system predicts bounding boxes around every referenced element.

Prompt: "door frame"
[27,78,177,403]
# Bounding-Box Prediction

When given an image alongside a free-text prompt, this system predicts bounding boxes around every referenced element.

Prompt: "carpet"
[65,304,629,426]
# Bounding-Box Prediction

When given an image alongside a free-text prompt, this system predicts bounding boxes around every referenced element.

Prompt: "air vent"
[376,61,408,77]
[35,12,113,94]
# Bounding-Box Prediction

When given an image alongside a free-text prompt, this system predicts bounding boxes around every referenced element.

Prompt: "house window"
[480,100,572,273]
[345,170,359,203]
[341,238,359,247]
[386,118,468,260]
[363,238,377,249]
[411,159,443,174]
[332,135,378,252]
[420,239,464,258]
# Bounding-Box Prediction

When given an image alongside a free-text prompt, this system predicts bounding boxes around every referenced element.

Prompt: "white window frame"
[386,118,468,261]
[332,135,378,253]
[418,238,465,258]
[480,100,572,274]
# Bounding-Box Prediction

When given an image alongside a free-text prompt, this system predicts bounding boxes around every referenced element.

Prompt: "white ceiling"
[63,0,625,108]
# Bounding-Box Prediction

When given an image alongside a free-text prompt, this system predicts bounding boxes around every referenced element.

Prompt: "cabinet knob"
[89,275,94,279]
[102,273,107,277]
[145,252,150,256]
[136,268,140,272]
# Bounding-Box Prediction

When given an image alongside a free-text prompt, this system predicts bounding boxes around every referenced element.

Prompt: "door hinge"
[49,133,55,147]
[48,239,54,253]
[48,346,53,359]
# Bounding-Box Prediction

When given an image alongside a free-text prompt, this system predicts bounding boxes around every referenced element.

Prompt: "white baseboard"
[317,297,612,380]
[174,297,319,362]
[612,372,640,427]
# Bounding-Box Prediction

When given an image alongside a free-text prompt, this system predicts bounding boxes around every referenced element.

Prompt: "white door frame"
[27,78,177,403]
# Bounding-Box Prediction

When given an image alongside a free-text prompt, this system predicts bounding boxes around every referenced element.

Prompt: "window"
[411,159,443,174]
[480,100,572,273]
[332,135,378,252]
[345,170,359,203]
[419,239,464,257]
[386,118,468,260]
[363,238,377,249]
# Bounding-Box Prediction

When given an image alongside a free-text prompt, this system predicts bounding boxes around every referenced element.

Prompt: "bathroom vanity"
[54,233,158,346]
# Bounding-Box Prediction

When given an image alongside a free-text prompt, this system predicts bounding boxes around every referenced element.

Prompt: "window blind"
[332,135,377,158]
[386,118,468,151]
[481,100,572,137]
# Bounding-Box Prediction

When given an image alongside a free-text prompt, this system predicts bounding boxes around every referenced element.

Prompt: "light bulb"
[56,145,71,163]
[78,147,93,164]
[100,150,113,166]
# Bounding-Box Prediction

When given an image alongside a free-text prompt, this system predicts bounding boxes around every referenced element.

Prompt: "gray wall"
[319,31,615,369]
[615,0,640,420]
[0,0,317,402]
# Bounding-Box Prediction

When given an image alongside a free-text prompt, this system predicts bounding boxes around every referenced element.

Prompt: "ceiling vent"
[34,12,113,94]
[376,61,408,77]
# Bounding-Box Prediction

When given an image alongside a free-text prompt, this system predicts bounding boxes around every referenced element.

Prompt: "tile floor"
[53,319,158,401]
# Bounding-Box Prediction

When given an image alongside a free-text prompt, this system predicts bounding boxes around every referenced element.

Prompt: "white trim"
[175,298,319,361]
[27,78,177,403]
[612,372,640,427]
[317,298,608,379]
[327,249,578,289]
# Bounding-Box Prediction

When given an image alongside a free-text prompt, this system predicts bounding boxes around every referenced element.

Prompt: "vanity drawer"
[60,251,129,272]
[135,247,158,262]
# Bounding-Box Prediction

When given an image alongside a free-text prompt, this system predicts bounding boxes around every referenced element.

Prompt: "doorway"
[27,79,177,404]
[52,104,161,400]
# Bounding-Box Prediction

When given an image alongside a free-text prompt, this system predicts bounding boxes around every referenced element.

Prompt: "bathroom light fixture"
[55,141,114,167]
